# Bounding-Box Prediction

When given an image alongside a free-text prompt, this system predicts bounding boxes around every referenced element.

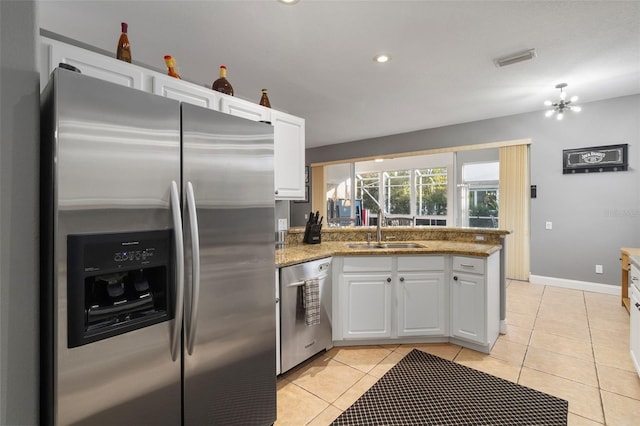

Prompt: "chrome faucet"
[377,208,384,244]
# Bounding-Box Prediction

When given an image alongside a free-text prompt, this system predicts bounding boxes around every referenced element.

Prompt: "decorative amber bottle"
[259,89,271,108]
[211,65,233,96]
[116,22,131,63]
[164,55,181,79]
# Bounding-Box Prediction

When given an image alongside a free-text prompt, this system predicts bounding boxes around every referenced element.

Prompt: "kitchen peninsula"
[276,226,507,267]
[276,226,509,354]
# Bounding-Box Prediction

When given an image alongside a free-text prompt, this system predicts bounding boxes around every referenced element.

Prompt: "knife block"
[303,223,322,244]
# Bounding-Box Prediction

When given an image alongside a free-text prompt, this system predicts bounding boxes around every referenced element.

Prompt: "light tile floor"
[276,280,640,426]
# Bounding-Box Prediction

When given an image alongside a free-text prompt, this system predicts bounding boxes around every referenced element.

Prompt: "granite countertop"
[276,240,502,268]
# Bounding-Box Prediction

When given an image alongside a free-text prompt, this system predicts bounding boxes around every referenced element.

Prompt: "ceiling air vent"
[493,48,537,68]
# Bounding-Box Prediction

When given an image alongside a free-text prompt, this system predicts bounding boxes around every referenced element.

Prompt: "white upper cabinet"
[219,96,271,122]
[270,110,306,200]
[41,37,144,91]
[40,35,307,200]
[152,74,220,110]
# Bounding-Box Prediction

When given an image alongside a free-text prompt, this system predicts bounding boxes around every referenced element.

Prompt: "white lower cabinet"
[450,254,500,350]
[397,256,446,337]
[335,255,446,341]
[397,272,446,337]
[341,273,392,339]
[275,268,281,376]
[450,272,486,343]
[629,264,640,377]
[334,252,500,353]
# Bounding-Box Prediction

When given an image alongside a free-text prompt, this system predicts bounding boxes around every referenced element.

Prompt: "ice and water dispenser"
[66,230,173,348]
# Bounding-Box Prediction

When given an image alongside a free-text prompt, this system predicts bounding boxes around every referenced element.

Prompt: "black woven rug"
[332,349,568,425]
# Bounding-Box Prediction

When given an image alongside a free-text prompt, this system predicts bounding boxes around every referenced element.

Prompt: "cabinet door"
[270,110,305,200]
[152,74,219,110]
[219,96,270,122]
[342,274,392,339]
[42,38,144,90]
[275,268,281,376]
[450,272,486,344]
[630,288,640,376]
[397,272,446,337]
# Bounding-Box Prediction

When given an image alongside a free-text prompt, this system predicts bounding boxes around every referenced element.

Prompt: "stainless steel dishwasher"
[280,257,332,373]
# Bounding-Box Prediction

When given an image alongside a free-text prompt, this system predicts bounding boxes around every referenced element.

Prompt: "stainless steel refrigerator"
[40,68,276,425]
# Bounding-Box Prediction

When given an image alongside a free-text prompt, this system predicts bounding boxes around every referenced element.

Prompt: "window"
[356,172,380,212]
[383,170,411,215]
[330,152,454,227]
[462,162,499,228]
[415,168,448,216]
[356,165,449,226]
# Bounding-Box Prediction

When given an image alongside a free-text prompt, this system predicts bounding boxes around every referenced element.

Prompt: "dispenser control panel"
[67,229,173,348]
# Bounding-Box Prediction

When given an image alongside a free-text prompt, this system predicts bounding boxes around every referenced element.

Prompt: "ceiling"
[38,0,640,148]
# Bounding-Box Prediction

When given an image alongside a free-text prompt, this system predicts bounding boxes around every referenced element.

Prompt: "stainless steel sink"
[345,242,426,249]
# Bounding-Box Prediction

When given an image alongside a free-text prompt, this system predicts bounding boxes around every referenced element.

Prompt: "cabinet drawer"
[398,256,445,271]
[452,256,485,274]
[343,256,392,273]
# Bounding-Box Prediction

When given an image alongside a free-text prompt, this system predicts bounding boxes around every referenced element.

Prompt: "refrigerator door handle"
[170,180,185,362]
[186,181,201,355]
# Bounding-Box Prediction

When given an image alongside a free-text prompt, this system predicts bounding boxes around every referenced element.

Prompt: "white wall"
[0,0,40,424]
[307,95,640,287]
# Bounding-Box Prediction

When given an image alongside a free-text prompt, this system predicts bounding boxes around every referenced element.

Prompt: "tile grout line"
[585,291,609,426]
[515,282,545,385]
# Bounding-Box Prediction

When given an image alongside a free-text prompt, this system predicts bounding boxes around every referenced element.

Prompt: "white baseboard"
[528,274,619,295]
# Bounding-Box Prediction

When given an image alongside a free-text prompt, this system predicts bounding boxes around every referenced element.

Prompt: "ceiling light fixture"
[373,53,391,63]
[544,83,582,120]
[493,48,537,68]
[277,0,300,4]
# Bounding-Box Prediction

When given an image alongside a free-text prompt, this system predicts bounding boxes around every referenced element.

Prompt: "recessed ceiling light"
[374,158,384,162]
[278,0,300,4]
[373,53,391,63]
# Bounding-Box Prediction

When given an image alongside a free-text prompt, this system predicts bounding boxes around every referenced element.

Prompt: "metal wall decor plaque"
[562,144,628,174]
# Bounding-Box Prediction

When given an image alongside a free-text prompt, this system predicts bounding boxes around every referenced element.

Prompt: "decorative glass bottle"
[164,55,181,79]
[259,89,271,108]
[116,22,131,63]
[211,65,233,96]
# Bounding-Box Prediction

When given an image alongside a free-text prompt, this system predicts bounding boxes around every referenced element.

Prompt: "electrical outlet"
[475,235,485,241]
[596,264,603,274]
[545,221,553,230]
[277,218,288,231]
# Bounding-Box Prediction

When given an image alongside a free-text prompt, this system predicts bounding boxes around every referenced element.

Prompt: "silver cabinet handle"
[169,181,184,362]
[460,263,475,268]
[186,182,200,356]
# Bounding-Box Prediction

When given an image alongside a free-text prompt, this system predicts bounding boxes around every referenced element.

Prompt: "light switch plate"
[545,221,553,230]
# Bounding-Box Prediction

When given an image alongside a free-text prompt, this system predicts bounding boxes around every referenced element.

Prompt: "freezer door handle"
[186,181,201,355]
[170,180,185,362]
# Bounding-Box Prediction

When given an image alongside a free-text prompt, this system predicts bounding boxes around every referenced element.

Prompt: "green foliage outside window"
[356,168,447,217]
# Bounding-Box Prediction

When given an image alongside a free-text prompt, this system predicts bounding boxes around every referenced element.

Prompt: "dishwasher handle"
[286,274,328,288]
